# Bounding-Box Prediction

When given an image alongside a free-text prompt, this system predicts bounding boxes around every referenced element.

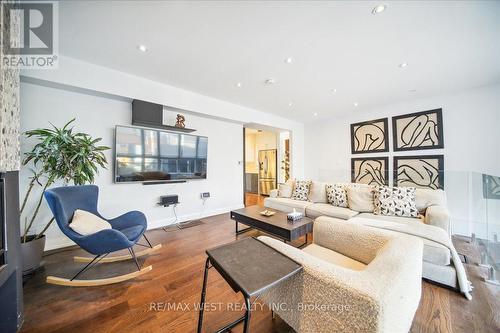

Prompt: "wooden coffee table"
[230,205,313,248]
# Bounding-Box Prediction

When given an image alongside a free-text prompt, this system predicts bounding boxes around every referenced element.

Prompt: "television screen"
[114,125,207,183]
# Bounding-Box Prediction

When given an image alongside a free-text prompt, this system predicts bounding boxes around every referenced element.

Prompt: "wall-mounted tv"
[114,125,208,183]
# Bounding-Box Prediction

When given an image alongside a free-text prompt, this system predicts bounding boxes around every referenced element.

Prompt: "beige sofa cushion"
[347,187,374,212]
[277,183,293,198]
[354,213,451,266]
[306,203,359,220]
[264,197,313,214]
[357,212,423,226]
[303,243,366,271]
[416,188,447,212]
[308,181,327,203]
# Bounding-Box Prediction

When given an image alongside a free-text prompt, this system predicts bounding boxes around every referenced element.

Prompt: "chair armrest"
[269,189,279,198]
[313,217,388,264]
[257,236,381,332]
[258,233,423,333]
[78,229,133,255]
[107,210,147,230]
[424,205,450,235]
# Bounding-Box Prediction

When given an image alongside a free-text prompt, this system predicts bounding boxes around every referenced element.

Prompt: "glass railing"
[470,172,500,285]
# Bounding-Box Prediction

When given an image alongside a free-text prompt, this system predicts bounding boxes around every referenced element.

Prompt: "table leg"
[235,220,252,235]
[197,257,211,333]
[298,233,309,249]
[243,296,252,333]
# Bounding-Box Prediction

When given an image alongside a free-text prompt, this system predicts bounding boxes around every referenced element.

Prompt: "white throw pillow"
[346,186,375,212]
[415,188,446,212]
[69,209,112,236]
[374,186,418,217]
[326,184,348,207]
[308,181,328,203]
[278,183,293,198]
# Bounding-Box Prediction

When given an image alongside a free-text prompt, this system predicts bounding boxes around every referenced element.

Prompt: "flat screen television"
[114,125,208,183]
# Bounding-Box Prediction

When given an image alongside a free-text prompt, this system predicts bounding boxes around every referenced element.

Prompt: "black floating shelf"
[132,121,196,133]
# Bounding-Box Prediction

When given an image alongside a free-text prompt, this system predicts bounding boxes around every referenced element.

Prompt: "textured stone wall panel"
[0,2,21,172]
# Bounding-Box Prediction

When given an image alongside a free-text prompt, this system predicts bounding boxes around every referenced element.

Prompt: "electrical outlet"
[201,192,210,199]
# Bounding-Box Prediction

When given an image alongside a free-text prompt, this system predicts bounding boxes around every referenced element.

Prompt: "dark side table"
[197,237,302,333]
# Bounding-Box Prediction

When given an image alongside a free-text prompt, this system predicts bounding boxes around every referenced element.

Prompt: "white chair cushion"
[69,209,112,236]
[303,243,366,271]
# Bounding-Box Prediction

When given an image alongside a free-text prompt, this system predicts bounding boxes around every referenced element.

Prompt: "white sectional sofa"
[264,181,458,289]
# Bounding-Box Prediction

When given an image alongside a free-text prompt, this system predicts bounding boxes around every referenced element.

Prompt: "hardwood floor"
[21,214,499,333]
[244,192,266,207]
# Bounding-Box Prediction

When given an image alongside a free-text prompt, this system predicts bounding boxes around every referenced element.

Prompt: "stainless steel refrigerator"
[258,149,277,196]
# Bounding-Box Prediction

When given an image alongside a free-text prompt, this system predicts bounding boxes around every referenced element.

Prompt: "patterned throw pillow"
[374,186,418,217]
[326,184,348,207]
[291,180,312,201]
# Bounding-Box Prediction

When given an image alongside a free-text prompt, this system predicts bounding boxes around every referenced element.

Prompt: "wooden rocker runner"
[44,185,160,287]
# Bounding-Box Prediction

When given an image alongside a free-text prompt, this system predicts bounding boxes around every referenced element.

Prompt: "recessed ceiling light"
[354,102,359,107]
[236,82,242,88]
[331,88,337,93]
[285,57,293,64]
[288,102,293,107]
[264,78,276,85]
[372,4,387,15]
[313,112,318,116]
[399,62,408,68]
[137,44,148,52]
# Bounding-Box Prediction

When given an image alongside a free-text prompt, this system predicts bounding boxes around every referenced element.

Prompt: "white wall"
[20,82,244,250]
[304,84,500,238]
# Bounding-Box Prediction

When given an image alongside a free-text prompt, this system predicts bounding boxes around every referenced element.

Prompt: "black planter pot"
[20,235,46,275]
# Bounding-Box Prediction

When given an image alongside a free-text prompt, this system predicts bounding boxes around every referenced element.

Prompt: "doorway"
[243,127,290,207]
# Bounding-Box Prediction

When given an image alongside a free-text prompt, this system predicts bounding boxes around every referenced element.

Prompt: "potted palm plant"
[20,119,109,274]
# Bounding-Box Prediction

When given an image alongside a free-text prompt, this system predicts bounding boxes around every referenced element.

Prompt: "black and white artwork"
[392,109,444,151]
[351,157,389,186]
[350,118,389,154]
[394,155,444,190]
[483,174,500,199]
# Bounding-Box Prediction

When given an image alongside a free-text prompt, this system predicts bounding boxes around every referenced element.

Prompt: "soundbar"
[143,180,186,185]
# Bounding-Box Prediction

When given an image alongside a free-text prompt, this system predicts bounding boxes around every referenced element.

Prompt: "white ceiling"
[59,1,500,122]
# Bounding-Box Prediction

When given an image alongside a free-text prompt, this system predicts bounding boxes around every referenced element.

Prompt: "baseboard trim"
[43,204,244,252]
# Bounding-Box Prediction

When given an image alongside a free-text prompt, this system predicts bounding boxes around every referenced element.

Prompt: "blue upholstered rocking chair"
[44,185,161,286]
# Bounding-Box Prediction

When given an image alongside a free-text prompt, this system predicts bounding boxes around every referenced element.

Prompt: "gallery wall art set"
[350,109,445,189]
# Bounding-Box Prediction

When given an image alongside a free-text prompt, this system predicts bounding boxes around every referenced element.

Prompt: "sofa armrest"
[425,205,451,235]
[269,189,279,198]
